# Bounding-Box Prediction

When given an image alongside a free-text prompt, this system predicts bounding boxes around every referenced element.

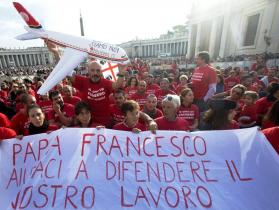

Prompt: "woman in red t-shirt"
[125,76,138,99]
[176,75,189,95]
[200,99,239,130]
[113,100,146,132]
[155,94,190,131]
[21,105,58,137]
[178,88,199,131]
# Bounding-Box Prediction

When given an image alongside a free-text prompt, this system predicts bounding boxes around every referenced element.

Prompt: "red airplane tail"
[13,2,42,29]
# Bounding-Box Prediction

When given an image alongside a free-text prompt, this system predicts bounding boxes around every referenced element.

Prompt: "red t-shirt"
[125,87,138,99]
[178,104,199,126]
[109,104,125,125]
[155,89,176,107]
[113,122,146,131]
[73,75,113,125]
[262,120,277,130]
[224,76,240,91]
[0,127,16,141]
[47,103,74,125]
[10,110,29,135]
[155,116,189,131]
[0,113,11,128]
[191,65,217,99]
[256,97,274,118]
[146,84,160,95]
[238,104,257,125]
[38,100,53,115]
[262,127,279,154]
[130,92,149,109]
[63,96,81,106]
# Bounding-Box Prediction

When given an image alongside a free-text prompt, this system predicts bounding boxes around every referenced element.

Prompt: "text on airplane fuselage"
[89,41,120,54]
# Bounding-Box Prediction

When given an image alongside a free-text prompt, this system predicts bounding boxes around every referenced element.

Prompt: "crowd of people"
[0,65,53,78]
[0,47,278,153]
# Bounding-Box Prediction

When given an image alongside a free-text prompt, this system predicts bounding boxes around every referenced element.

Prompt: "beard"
[90,75,101,83]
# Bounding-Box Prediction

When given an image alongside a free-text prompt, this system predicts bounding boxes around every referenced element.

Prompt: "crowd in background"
[0,48,278,153]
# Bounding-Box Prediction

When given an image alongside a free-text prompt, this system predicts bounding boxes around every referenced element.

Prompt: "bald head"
[87,61,102,83]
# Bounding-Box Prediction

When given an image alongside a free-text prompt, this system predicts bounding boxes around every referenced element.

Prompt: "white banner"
[0,127,279,210]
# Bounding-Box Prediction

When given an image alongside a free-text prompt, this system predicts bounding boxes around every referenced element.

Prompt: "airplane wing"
[37,48,87,95]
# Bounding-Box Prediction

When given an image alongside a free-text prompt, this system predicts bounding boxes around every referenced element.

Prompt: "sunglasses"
[165,96,173,101]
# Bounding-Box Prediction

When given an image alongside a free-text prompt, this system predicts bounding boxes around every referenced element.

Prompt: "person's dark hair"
[203,109,231,130]
[267,82,279,96]
[263,99,279,125]
[266,82,279,101]
[27,105,43,116]
[49,90,60,100]
[20,93,32,104]
[198,51,210,64]
[75,101,92,115]
[121,100,139,115]
[240,75,252,83]
[113,89,126,97]
[127,76,138,87]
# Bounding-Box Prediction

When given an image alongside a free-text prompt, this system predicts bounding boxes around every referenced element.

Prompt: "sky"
[0,0,193,48]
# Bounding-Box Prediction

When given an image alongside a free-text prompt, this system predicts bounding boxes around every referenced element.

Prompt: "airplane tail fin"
[13,2,43,29]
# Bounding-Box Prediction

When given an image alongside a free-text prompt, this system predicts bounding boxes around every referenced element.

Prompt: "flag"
[97,60,119,81]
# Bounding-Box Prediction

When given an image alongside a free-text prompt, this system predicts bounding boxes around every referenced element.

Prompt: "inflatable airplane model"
[13,2,129,95]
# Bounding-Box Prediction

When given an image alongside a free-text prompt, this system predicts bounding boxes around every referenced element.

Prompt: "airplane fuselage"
[29,28,129,63]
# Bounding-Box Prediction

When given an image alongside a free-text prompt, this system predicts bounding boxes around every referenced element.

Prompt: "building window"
[243,14,260,46]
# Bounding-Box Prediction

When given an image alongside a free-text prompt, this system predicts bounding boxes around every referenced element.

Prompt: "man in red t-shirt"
[191,51,217,112]
[73,61,126,126]
[109,89,126,127]
[10,94,36,135]
[145,74,160,95]
[130,80,149,109]
[155,78,176,108]
[62,85,81,106]
[48,90,74,127]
